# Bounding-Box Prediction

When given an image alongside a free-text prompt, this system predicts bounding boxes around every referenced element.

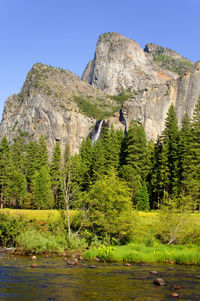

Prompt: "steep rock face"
[82,32,178,95]
[0,63,119,155]
[0,34,199,156]
[121,61,200,140]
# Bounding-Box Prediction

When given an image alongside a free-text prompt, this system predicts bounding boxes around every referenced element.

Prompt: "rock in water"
[31,263,38,268]
[170,292,179,298]
[149,270,158,275]
[66,259,79,265]
[153,278,166,286]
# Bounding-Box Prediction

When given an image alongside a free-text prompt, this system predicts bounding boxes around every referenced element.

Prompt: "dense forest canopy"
[0,97,200,214]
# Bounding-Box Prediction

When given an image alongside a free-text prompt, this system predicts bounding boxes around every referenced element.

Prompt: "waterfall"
[119,109,127,135]
[91,120,104,143]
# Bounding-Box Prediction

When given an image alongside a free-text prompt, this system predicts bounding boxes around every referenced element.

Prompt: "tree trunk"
[66,200,71,239]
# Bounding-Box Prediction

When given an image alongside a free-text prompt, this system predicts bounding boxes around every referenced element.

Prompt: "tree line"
[0,97,200,212]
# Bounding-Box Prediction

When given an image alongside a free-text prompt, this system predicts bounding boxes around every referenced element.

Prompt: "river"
[0,255,200,300]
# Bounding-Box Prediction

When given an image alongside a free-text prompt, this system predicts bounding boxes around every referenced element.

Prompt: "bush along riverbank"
[1,209,200,265]
[0,210,87,255]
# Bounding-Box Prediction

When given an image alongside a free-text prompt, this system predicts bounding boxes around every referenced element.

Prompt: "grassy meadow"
[1,209,200,264]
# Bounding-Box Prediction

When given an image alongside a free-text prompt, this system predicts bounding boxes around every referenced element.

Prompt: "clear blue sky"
[0,0,199,119]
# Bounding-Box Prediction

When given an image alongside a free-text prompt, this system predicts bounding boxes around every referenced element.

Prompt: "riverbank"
[83,243,200,265]
[1,209,200,265]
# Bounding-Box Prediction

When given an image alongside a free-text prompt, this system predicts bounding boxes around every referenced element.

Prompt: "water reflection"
[0,256,200,300]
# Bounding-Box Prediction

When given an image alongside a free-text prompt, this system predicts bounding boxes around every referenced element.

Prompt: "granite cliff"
[0,63,121,155]
[0,32,199,154]
[81,33,178,95]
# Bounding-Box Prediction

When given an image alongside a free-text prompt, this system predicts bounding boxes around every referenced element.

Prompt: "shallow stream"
[0,255,200,300]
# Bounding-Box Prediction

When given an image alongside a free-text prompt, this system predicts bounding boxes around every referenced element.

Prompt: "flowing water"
[91,120,104,143]
[0,255,200,300]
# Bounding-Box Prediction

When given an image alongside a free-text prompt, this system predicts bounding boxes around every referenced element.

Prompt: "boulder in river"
[31,263,38,268]
[149,270,158,275]
[67,259,79,265]
[153,278,166,286]
[170,292,179,298]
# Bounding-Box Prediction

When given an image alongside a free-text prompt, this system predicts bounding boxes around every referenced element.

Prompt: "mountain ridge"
[0,32,199,154]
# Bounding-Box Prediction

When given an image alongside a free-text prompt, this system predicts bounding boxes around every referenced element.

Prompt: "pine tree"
[92,139,106,181]
[135,181,150,211]
[25,141,41,183]
[190,97,200,211]
[0,137,11,208]
[80,137,93,190]
[50,142,63,208]
[161,104,180,195]
[10,135,26,174]
[32,166,54,209]
[123,121,148,180]
[150,136,163,208]
[38,135,49,168]
[5,169,27,208]
[179,113,193,194]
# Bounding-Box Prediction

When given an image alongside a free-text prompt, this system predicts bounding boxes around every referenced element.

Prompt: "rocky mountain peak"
[0,63,124,156]
[82,33,179,95]
[0,33,199,156]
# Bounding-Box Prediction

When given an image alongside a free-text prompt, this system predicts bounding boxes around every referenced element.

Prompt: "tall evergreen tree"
[190,97,200,211]
[135,181,150,211]
[32,166,54,209]
[50,142,63,208]
[161,104,180,195]
[0,137,11,208]
[123,121,148,181]
[80,137,93,190]
[10,135,26,174]
[25,141,41,183]
[179,113,193,194]
[150,136,163,208]
[38,135,49,168]
[5,169,27,208]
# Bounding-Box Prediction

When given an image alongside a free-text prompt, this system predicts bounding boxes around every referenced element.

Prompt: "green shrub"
[16,229,67,254]
[67,234,88,251]
[0,212,27,247]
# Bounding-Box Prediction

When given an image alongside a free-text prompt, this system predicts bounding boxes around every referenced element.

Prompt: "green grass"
[83,243,200,265]
[2,209,77,223]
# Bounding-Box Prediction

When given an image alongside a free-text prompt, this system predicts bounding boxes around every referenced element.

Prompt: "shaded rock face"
[121,62,200,140]
[82,32,178,95]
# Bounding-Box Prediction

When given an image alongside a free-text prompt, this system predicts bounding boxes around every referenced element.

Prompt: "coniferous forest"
[0,97,200,256]
[1,98,200,212]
